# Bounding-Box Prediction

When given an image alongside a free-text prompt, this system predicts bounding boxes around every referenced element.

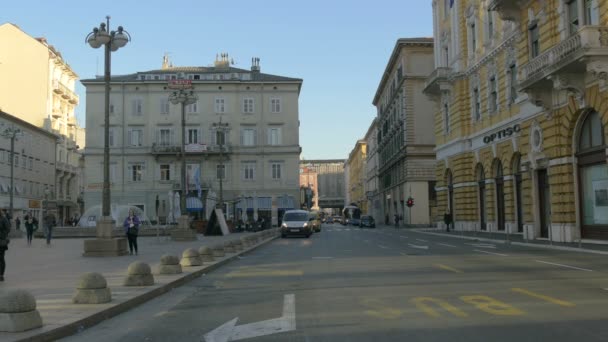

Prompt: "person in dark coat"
[24,212,35,245]
[123,209,140,255]
[0,210,11,281]
[444,210,453,232]
[43,211,57,245]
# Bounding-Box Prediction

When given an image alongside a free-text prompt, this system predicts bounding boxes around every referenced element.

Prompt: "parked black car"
[359,215,376,228]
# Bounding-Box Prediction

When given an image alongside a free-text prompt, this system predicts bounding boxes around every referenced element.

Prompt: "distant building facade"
[0,23,84,223]
[373,38,437,226]
[299,166,319,210]
[300,159,345,212]
[82,55,303,226]
[347,140,367,213]
[364,118,380,220]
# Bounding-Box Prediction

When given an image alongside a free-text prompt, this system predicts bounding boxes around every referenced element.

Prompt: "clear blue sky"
[1,0,433,160]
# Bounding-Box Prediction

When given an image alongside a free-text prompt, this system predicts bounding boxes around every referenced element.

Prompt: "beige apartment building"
[81,55,302,226]
[364,119,380,220]
[373,38,437,226]
[427,0,608,242]
[0,111,56,222]
[0,23,84,223]
[347,140,367,214]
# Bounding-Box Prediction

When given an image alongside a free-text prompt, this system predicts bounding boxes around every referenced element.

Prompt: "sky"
[1,0,433,160]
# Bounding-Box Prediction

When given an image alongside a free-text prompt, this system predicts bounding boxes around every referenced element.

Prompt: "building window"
[109,128,116,147]
[160,164,171,181]
[529,23,540,58]
[215,130,226,145]
[128,128,143,146]
[186,101,198,114]
[470,22,477,55]
[132,99,143,116]
[243,98,254,113]
[443,46,449,66]
[130,163,144,182]
[268,127,282,145]
[585,0,599,25]
[22,156,26,168]
[567,0,580,34]
[216,164,225,180]
[270,98,281,113]
[473,87,481,121]
[489,75,498,112]
[271,163,282,180]
[443,103,450,134]
[243,162,256,181]
[158,129,172,146]
[508,64,518,104]
[109,102,115,115]
[487,9,494,41]
[240,128,256,146]
[28,157,33,170]
[160,98,170,115]
[187,128,199,144]
[215,98,225,113]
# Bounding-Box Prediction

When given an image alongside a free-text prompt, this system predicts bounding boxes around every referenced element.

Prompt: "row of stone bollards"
[0,229,280,333]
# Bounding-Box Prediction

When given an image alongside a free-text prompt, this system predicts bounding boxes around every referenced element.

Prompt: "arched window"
[577,110,608,239]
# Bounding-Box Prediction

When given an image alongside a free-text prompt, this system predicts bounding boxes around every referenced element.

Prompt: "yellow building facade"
[426,0,608,241]
[347,140,368,214]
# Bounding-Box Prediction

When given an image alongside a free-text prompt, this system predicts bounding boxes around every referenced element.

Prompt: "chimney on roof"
[251,57,260,73]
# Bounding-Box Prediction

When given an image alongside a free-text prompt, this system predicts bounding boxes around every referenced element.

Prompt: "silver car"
[280,210,313,238]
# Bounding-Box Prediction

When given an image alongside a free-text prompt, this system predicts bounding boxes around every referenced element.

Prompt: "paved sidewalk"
[0,231,276,342]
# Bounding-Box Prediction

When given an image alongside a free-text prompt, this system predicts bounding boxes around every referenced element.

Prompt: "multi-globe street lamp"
[85,16,130,222]
[168,88,198,217]
[212,118,229,210]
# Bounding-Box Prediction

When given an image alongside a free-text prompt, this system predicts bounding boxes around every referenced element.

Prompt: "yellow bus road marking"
[459,295,525,316]
[511,288,575,307]
[411,297,468,318]
[361,298,403,319]
[434,263,463,273]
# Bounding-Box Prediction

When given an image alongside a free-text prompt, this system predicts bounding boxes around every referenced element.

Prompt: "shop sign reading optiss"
[483,124,521,144]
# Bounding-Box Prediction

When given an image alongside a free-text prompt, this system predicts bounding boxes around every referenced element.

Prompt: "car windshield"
[284,213,308,221]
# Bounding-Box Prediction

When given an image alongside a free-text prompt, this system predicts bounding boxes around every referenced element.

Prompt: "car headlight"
[303,223,308,227]
[281,223,288,228]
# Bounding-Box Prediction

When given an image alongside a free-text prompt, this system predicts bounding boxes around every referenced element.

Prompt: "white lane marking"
[204,294,296,342]
[416,239,428,242]
[377,245,389,249]
[399,235,408,239]
[467,243,497,249]
[473,249,508,256]
[535,260,593,272]
[312,257,333,259]
[436,243,457,248]
[408,244,429,250]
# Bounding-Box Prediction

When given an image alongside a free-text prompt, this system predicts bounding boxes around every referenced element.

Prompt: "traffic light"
[406,197,414,208]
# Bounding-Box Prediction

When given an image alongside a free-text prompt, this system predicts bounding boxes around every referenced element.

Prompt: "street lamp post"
[83,16,131,256]
[213,118,229,211]
[0,126,21,222]
[169,88,198,240]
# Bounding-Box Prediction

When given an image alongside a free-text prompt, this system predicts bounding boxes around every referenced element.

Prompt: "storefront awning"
[186,197,203,212]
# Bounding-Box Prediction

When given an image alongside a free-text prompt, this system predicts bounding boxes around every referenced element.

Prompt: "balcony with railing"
[151,143,232,155]
[423,67,452,96]
[519,26,608,91]
[53,80,79,104]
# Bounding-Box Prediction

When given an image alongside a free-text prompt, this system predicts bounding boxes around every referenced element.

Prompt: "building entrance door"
[537,169,551,238]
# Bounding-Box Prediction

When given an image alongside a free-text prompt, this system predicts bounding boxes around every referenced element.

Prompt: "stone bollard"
[159,255,182,275]
[198,246,215,262]
[72,272,111,304]
[212,244,225,258]
[224,241,235,253]
[240,236,250,248]
[0,289,43,332]
[123,262,155,286]
[180,248,202,266]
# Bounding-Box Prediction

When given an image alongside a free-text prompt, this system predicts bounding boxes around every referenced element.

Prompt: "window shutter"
[155,129,159,145]
[131,100,136,115]
[253,129,257,145]
[212,129,217,145]
[138,130,143,146]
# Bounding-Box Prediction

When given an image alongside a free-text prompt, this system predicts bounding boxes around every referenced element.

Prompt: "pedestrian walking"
[444,210,453,232]
[24,212,35,245]
[123,209,140,255]
[0,210,10,281]
[394,214,400,228]
[15,216,20,231]
[43,211,57,246]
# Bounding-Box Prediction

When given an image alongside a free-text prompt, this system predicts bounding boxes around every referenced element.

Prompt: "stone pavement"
[0,230,277,342]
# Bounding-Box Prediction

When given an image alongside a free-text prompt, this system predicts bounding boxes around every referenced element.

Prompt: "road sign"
[204,294,296,342]
[407,197,414,207]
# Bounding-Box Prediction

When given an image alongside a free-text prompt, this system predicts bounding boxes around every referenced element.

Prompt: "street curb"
[412,229,608,255]
[15,235,279,342]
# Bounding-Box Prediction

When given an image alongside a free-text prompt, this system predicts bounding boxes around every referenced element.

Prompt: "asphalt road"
[63,224,608,342]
